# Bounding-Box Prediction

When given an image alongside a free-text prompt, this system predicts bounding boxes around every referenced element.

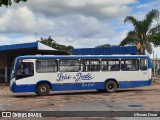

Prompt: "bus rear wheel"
[36,83,50,96]
[105,81,117,93]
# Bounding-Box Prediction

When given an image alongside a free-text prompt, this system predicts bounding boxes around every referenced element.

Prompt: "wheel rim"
[40,86,47,93]
[108,83,114,91]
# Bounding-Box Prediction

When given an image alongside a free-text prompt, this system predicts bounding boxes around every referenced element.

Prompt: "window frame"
[80,59,100,72]
[140,58,148,71]
[16,61,34,80]
[121,59,139,71]
[36,59,58,73]
[59,59,80,72]
[101,59,120,71]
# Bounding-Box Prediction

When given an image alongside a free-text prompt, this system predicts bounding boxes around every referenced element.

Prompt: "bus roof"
[16,55,151,60]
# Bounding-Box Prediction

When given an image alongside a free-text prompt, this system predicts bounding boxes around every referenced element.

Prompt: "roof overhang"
[0,42,56,51]
[37,42,56,51]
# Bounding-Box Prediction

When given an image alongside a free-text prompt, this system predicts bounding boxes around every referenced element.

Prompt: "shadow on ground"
[12,88,151,98]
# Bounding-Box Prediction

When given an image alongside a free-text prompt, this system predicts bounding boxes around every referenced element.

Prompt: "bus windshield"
[16,60,34,80]
[10,60,16,79]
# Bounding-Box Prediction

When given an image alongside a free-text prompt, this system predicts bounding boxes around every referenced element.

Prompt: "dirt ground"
[0,81,160,120]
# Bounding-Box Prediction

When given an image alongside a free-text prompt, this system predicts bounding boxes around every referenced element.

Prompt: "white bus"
[10,55,152,95]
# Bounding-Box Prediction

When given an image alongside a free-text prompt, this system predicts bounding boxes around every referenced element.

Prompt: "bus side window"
[80,60,89,72]
[101,59,120,71]
[80,59,100,72]
[140,59,148,71]
[36,59,58,73]
[59,59,79,72]
[121,59,139,71]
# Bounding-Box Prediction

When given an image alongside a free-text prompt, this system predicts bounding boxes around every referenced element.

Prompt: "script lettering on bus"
[75,73,94,82]
[56,72,94,82]
[56,73,71,82]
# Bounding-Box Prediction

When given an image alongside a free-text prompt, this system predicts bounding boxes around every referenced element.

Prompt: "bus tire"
[105,80,117,93]
[36,83,50,96]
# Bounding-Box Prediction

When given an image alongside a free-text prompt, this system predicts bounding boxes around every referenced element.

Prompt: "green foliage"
[38,36,74,55]
[148,35,160,47]
[0,0,27,7]
[149,24,160,35]
[120,31,139,46]
[120,9,160,55]
[95,44,116,48]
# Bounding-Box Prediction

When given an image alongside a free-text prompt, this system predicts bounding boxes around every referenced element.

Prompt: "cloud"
[53,36,109,48]
[0,6,35,33]
[0,6,117,39]
[0,34,36,46]
[27,0,136,19]
[0,6,56,35]
[0,0,145,48]
[52,15,116,38]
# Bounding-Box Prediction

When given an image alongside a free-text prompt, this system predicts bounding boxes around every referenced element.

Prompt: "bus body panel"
[10,55,152,93]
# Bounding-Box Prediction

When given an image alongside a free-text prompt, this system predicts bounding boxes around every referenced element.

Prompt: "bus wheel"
[105,81,117,93]
[36,83,50,96]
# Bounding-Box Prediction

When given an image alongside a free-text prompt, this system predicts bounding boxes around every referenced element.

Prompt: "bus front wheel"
[105,81,117,93]
[36,83,50,96]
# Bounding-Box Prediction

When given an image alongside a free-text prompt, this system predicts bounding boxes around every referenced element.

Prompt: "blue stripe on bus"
[52,82,104,91]
[11,79,152,93]
[118,79,152,88]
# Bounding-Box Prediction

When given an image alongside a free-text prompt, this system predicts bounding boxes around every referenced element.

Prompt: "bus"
[10,55,152,95]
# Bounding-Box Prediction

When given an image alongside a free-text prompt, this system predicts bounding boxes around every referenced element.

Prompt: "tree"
[95,44,116,48]
[0,0,27,7]
[148,24,160,47]
[120,9,160,54]
[38,36,74,55]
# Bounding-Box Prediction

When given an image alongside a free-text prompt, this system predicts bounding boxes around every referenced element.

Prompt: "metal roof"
[0,42,56,51]
[73,46,137,55]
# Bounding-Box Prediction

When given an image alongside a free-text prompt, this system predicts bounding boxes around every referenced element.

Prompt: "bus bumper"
[10,83,35,93]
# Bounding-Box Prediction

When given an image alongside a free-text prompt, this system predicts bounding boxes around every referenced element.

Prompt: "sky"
[0,0,160,57]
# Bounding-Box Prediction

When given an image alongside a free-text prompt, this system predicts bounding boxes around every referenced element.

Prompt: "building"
[73,46,138,76]
[0,42,67,83]
[152,58,160,74]
[73,46,137,55]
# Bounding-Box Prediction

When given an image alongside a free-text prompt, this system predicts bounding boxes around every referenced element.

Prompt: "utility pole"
[156,53,158,76]
[35,32,37,42]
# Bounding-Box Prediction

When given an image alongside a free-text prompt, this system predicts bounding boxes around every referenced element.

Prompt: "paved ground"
[0,81,160,120]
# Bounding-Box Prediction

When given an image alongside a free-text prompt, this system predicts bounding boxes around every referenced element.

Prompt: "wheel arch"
[36,80,52,91]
